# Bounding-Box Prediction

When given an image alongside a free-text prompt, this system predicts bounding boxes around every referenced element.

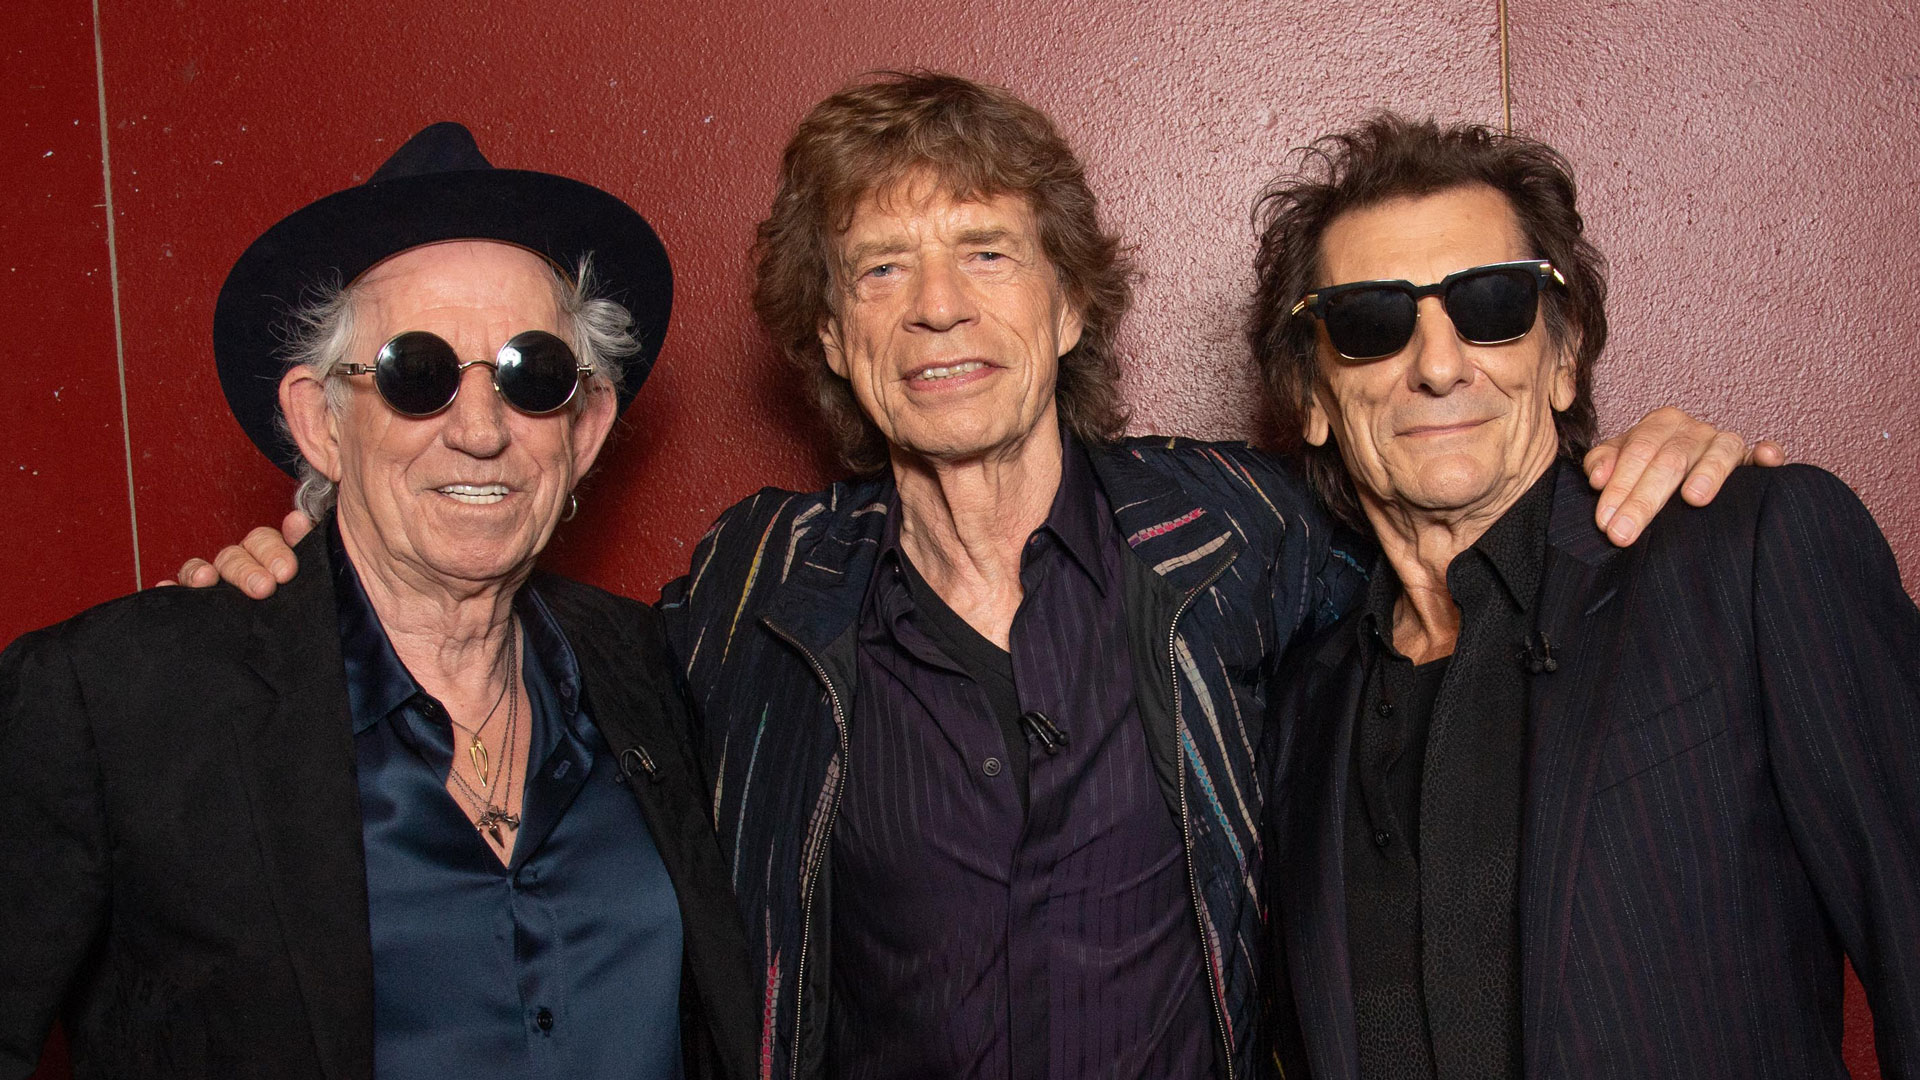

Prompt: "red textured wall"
[4,1,1910,1076]
[1509,0,1920,603]
[2,0,136,639]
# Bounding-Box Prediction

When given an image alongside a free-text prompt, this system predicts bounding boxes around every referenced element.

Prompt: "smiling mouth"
[1400,419,1489,437]
[436,483,510,505]
[911,360,987,382]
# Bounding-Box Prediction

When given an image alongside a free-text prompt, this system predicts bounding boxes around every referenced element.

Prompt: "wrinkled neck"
[887,422,1063,648]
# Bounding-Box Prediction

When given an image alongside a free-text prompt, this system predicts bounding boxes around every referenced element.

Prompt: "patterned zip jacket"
[658,437,1366,1080]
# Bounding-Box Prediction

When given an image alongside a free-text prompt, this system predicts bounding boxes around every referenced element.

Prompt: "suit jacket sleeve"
[0,627,111,1080]
[1753,466,1920,1074]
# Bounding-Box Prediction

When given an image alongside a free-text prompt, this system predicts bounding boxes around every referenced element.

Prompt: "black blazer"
[1268,462,1920,1078]
[0,530,756,1080]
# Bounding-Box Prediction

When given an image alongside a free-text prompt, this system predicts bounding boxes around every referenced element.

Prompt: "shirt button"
[1375,701,1395,718]
[982,757,1003,777]
[535,1007,555,1032]
[1374,829,1393,848]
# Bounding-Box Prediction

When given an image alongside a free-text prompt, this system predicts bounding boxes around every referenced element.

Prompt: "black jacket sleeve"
[0,627,111,1079]
[1752,466,1920,1074]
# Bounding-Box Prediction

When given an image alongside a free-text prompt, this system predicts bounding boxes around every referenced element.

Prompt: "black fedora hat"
[213,122,671,475]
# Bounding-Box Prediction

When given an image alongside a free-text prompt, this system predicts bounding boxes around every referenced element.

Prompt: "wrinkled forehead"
[353,240,565,340]
[834,159,1040,231]
[829,168,1049,268]
[1316,184,1531,288]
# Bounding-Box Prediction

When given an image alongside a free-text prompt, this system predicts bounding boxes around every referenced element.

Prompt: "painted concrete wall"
[5,0,1912,1075]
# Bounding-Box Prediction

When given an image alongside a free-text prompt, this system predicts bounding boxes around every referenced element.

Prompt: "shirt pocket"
[1592,675,1728,794]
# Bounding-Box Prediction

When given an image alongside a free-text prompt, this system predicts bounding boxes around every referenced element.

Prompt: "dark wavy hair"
[753,70,1134,473]
[1248,113,1608,530]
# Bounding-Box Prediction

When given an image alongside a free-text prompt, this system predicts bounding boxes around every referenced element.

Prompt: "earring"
[561,492,579,522]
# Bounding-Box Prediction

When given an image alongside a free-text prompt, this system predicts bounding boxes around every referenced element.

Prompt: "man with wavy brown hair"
[753,73,1133,475]
[180,73,1767,1080]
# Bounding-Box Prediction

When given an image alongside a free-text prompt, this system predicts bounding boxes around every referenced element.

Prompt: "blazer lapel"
[1278,624,1368,1080]
[1518,464,1629,1074]
[235,532,375,1080]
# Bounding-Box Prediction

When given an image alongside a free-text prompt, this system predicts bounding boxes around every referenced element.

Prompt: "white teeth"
[915,361,986,381]
[438,484,508,505]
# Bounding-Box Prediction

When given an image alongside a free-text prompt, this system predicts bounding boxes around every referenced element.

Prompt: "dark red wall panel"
[1,0,135,649]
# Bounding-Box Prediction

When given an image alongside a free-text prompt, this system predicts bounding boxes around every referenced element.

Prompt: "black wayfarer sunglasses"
[1291,259,1566,361]
[337,330,592,417]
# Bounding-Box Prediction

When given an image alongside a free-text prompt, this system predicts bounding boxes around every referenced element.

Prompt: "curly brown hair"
[1248,114,1608,530]
[753,70,1134,473]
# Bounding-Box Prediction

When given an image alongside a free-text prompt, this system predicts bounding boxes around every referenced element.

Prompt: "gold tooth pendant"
[469,736,490,787]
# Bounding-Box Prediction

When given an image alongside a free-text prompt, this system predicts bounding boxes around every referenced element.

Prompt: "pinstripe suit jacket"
[1268,461,1920,1078]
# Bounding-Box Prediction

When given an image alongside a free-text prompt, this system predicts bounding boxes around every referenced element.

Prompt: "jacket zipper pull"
[620,745,662,783]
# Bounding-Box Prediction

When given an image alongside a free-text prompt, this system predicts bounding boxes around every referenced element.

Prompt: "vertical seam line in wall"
[1497,0,1513,134]
[92,0,142,588]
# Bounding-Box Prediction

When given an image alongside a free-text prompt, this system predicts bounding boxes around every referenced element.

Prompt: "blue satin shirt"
[332,529,684,1079]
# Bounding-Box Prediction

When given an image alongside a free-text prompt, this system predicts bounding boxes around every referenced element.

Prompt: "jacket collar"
[765,435,1253,655]
[1089,438,1246,595]
[236,525,376,1080]
[759,474,895,659]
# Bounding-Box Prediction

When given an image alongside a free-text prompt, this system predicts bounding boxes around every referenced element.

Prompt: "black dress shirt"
[331,526,684,1080]
[827,438,1211,1080]
[1345,467,1556,1080]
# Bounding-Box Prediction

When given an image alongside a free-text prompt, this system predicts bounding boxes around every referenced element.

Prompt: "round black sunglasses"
[336,330,592,417]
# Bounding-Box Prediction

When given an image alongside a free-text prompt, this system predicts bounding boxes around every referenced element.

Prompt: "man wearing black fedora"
[0,123,754,1080]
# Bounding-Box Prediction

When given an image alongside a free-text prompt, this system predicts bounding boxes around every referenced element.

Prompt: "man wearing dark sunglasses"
[1253,114,1920,1079]
[173,74,1786,1080]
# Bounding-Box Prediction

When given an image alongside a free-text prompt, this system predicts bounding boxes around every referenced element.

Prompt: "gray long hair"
[277,253,638,520]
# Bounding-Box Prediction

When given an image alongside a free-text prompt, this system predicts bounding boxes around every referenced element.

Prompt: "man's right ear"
[279,367,341,481]
[818,319,849,380]
[1304,387,1333,448]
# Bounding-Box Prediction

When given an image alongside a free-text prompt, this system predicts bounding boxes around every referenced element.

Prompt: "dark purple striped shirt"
[826,440,1212,1080]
